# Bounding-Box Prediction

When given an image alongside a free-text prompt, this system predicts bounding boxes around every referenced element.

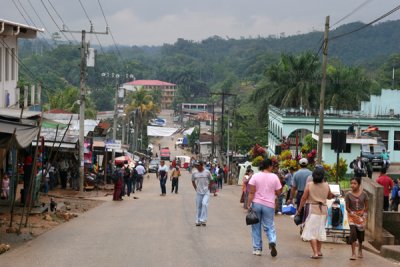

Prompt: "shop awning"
[0,120,39,149]
[147,126,179,137]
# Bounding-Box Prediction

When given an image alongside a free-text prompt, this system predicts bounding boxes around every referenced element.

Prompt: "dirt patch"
[0,187,112,253]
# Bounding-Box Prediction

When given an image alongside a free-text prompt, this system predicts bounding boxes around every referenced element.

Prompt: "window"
[395,131,400,151]
[379,130,389,149]
[11,48,15,80]
[5,48,9,81]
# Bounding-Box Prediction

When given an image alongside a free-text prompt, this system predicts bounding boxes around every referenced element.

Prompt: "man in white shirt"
[192,161,212,226]
[158,160,169,196]
[135,162,146,191]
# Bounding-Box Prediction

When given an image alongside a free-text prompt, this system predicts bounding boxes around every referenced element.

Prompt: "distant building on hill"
[123,79,177,109]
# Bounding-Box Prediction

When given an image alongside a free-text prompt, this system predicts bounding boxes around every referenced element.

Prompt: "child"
[1,173,10,199]
[390,179,399,211]
[345,176,369,260]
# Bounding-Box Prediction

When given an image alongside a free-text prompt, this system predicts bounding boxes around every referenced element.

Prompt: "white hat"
[299,158,308,166]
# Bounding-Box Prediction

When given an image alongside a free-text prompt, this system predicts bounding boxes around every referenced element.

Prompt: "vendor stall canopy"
[0,120,39,149]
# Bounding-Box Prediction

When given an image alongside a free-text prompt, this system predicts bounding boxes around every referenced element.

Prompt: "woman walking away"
[247,159,282,257]
[345,177,369,260]
[170,166,181,194]
[296,166,333,259]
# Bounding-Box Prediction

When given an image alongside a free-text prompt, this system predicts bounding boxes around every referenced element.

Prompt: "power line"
[40,0,72,43]
[331,4,400,41]
[78,0,93,26]
[47,0,78,43]
[98,0,123,60]
[331,0,374,28]
[11,0,52,50]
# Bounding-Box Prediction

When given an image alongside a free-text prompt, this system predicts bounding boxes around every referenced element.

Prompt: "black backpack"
[331,198,343,228]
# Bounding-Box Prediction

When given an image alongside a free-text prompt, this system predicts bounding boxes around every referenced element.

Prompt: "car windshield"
[362,144,385,153]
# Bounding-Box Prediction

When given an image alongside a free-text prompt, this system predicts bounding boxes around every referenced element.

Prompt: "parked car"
[361,142,385,169]
[160,147,171,161]
[148,159,160,173]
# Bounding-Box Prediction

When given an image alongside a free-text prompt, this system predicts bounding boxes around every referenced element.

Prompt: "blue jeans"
[251,202,277,251]
[160,177,167,194]
[196,191,210,223]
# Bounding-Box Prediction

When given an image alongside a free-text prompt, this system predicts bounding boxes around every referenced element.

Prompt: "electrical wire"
[78,0,93,26]
[331,4,400,41]
[331,0,374,28]
[11,0,52,49]
[47,0,78,43]
[39,0,72,43]
[98,0,123,60]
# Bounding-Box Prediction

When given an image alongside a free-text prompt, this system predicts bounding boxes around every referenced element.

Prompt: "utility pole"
[210,92,236,156]
[211,103,215,156]
[317,16,330,164]
[61,25,108,192]
[112,77,120,170]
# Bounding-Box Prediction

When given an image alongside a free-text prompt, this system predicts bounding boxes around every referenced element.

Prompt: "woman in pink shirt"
[247,159,282,257]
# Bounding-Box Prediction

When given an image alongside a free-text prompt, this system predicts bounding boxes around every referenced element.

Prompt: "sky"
[1,0,400,46]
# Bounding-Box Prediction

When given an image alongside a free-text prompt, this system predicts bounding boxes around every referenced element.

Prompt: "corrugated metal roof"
[0,108,41,119]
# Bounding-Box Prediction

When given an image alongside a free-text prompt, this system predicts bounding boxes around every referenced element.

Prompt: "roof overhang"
[0,19,44,39]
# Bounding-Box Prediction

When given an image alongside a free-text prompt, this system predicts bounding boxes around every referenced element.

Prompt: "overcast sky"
[2,0,400,46]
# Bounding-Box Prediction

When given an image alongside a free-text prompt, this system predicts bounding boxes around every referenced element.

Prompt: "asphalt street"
[1,110,399,267]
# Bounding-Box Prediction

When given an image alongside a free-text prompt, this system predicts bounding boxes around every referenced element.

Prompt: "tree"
[326,63,372,111]
[125,89,160,149]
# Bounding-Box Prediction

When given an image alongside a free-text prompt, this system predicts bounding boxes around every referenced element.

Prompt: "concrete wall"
[362,177,384,248]
[383,212,400,244]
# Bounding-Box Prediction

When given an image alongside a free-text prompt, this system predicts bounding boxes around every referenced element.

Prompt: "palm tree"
[326,64,372,111]
[251,52,320,115]
[125,89,160,150]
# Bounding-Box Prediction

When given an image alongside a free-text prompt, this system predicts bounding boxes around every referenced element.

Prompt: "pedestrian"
[296,166,333,259]
[242,169,254,209]
[47,163,55,190]
[376,168,394,211]
[112,163,124,201]
[345,176,369,260]
[288,158,312,220]
[285,167,295,203]
[381,149,390,170]
[216,164,224,189]
[223,164,228,184]
[1,172,10,199]
[158,160,169,196]
[247,158,282,257]
[131,165,138,194]
[192,161,212,226]
[123,161,132,197]
[349,156,366,178]
[390,179,400,211]
[135,161,146,191]
[209,165,218,196]
[59,158,69,189]
[170,166,181,194]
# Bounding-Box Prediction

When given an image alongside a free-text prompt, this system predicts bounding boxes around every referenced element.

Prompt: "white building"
[0,19,43,108]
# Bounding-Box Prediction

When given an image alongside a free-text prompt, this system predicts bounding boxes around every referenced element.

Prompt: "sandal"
[310,255,319,259]
[350,256,357,260]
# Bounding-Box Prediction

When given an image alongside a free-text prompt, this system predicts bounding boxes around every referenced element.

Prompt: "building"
[182,103,208,114]
[123,80,176,109]
[268,104,400,169]
[0,19,43,108]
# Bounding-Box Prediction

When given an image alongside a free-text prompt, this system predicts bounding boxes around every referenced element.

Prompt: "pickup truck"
[160,148,171,161]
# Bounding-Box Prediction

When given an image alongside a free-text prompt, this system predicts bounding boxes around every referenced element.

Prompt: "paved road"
[1,112,399,267]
